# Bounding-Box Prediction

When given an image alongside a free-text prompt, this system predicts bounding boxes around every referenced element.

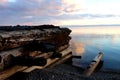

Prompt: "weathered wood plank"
[0,66,28,80]
[83,52,103,77]
[23,48,72,73]
[50,54,72,68]
[0,48,72,80]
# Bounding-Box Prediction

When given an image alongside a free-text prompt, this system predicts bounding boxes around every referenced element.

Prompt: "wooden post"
[83,52,103,77]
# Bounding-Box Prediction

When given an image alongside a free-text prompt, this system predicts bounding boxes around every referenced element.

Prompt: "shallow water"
[67,26,120,71]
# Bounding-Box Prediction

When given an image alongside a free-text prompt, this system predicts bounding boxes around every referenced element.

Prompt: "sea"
[64,25,120,71]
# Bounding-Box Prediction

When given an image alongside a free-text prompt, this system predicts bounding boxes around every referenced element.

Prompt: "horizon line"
[60,24,120,27]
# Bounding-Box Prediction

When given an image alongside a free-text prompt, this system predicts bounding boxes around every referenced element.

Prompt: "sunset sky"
[0,0,120,25]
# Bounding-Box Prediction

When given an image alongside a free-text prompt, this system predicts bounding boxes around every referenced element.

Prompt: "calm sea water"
[66,26,120,71]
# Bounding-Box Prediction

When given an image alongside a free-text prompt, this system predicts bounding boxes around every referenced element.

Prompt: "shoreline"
[7,64,120,80]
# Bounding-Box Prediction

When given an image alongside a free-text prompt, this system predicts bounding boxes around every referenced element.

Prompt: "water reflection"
[111,35,119,44]
[69,26,120,71]
[70,40,85,56]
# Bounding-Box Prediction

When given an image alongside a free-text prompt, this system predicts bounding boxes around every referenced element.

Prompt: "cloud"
[61,0,83,13]
[0,0,120,25]
[0,0,65,25]
[6,0,63,16]
[50,13,118,22]
[0,0,8,5]
[0,0,7,3]
[79,14,117,18]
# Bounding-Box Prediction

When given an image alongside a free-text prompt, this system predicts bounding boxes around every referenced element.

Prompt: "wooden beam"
[0,47,72,80]
[83,52,103,77]
[23,48,72,73]
[50,54,72,67]
[0,66,28,80]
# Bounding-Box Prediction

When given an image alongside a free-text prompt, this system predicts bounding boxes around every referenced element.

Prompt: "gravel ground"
[7,64,120,80]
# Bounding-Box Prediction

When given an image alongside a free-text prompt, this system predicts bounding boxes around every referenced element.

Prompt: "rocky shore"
[7,64,120,80]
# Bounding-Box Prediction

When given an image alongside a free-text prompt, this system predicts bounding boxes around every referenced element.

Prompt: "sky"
[0,0,120,25]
